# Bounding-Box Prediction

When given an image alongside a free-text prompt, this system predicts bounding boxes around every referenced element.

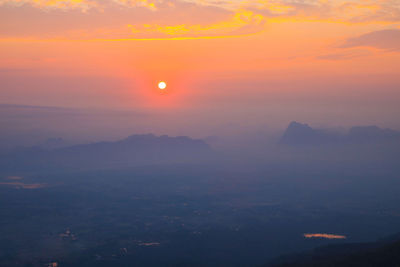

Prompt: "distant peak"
[123,133,156,140]
[279,122,317,145]
[287,121,312,129]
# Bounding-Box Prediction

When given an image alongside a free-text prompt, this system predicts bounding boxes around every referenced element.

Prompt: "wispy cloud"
[186,0,400,24]
[341,29,400,51]
[0,8,265,40]
[0,0,99,11]
[2,0,399,23]
[317,50,371,60]
[1,0,400,41]
[112,0,158,11]
[127,10,265,39]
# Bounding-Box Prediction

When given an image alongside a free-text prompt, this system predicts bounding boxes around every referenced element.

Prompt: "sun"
[158,81,167,90]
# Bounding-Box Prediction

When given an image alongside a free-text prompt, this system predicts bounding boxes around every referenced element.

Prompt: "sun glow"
[158,81,166,90]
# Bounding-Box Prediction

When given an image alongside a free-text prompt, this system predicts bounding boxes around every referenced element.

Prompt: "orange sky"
[1,0,400,134]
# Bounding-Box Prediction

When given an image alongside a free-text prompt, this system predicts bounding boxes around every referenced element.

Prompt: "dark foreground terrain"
[1,159,400,266]
[270,234,400,266]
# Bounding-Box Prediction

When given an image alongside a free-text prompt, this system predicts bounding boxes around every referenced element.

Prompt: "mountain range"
[0,134,212,170]
[280,121,400,146]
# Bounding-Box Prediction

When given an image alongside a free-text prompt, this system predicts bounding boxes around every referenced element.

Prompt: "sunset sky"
[1,0,400,137]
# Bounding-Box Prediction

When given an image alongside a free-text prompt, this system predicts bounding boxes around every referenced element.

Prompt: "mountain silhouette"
[54,134,211,163]
[280,122,400,145]
[348,126,400,143]
[1,134,212,170]
[279,121,341,145]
